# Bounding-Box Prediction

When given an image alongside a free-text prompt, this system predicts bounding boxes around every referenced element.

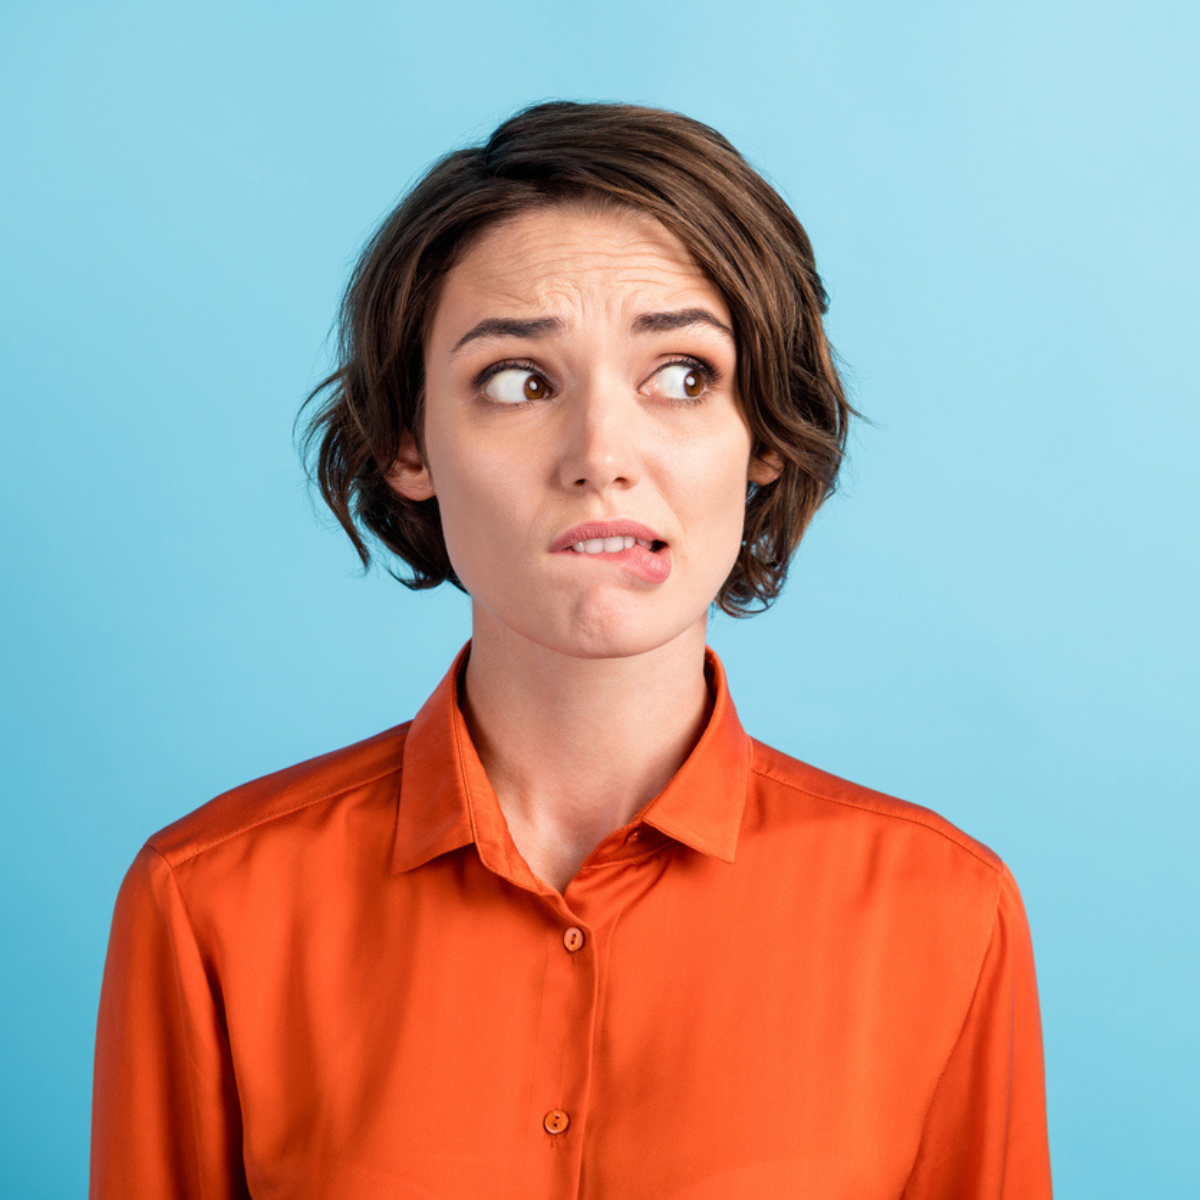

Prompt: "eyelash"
[473,355,722,408]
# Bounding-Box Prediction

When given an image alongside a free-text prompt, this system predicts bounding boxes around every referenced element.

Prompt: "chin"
[470,580,711,662]
[546,597,707,661]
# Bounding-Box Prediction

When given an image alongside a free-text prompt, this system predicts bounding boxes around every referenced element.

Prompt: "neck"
[458,608,713,880]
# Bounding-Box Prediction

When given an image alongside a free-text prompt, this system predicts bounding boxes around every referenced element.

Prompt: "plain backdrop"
[2,1,1197,1194]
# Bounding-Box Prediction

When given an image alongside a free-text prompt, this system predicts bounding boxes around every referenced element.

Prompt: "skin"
[388,203,780,893]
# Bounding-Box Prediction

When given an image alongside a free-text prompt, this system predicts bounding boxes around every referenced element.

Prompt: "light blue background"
[2,1,1196,1194]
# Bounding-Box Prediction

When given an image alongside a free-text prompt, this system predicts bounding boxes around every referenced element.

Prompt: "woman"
[91,102,1052,1197]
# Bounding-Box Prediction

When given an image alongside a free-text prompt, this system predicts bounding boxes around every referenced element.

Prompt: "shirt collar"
[390,641,752,881]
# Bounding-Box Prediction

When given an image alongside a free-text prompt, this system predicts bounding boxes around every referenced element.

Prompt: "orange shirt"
[91,643,1052,1198]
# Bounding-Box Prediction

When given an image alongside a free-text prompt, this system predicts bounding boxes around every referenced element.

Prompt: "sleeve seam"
[900,868,1003,1194]
[145,845,229,1190]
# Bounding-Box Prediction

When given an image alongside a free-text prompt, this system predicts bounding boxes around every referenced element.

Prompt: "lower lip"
[556,544,672,584]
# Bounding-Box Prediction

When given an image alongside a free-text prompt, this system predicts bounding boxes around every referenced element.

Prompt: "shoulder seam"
[749,761,1000,872]
[152,760,405,867]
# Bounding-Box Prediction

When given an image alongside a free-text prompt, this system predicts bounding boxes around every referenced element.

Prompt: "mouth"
[549,520,672,584]
[564,534,667,555]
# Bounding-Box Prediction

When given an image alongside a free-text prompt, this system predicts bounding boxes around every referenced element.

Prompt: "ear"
[749,448,784,487]
[385,428,436,502]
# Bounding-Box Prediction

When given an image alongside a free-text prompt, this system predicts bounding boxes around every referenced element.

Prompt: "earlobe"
[385,429,436,502]
[749,449,784,487]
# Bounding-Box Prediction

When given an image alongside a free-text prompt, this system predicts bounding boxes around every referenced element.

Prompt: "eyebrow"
[449,307,735,356]
[631,308,734,340]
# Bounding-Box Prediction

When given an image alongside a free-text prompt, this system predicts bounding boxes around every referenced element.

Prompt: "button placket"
[526,908,598,1194]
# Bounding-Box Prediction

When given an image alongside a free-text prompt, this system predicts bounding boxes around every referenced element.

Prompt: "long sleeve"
[903,862,1052,1199]
[90,845,248,1199]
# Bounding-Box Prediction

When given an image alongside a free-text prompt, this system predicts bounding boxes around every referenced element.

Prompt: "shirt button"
[544,1109,570,1134]
[563,926,585,952]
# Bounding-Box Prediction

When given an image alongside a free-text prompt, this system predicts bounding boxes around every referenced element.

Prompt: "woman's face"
[390,202,778,660]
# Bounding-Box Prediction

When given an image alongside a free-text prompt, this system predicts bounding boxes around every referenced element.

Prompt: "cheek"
[681,435,752,532]
[427,445,527,588]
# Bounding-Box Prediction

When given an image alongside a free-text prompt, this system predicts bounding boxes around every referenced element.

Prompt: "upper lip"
[550,519,666,553]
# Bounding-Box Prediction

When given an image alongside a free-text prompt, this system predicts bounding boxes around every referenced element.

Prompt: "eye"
[480,365,551,405]
[651,360,714,404]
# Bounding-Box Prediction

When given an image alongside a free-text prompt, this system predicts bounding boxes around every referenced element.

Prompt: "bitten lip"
[549,519,667,553]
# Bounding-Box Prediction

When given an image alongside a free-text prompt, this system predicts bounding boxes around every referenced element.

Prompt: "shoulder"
[750,738,1002,870]
[745,738,1010,919]
[144,721,412,869]
[743,740,1034,988]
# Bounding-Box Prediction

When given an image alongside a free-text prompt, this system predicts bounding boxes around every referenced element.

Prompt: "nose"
[556,381,642,494]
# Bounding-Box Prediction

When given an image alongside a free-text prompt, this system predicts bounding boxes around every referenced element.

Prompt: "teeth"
[568,535,646,554]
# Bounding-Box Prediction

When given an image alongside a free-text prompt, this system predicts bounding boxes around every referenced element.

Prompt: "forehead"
[430,204,728,334]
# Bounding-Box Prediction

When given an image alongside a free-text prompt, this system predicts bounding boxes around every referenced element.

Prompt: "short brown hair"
[300,100,856,616]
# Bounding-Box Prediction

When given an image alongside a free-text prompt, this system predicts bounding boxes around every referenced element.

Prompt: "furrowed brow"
[631,308,735,342]
[450,316,564,356]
